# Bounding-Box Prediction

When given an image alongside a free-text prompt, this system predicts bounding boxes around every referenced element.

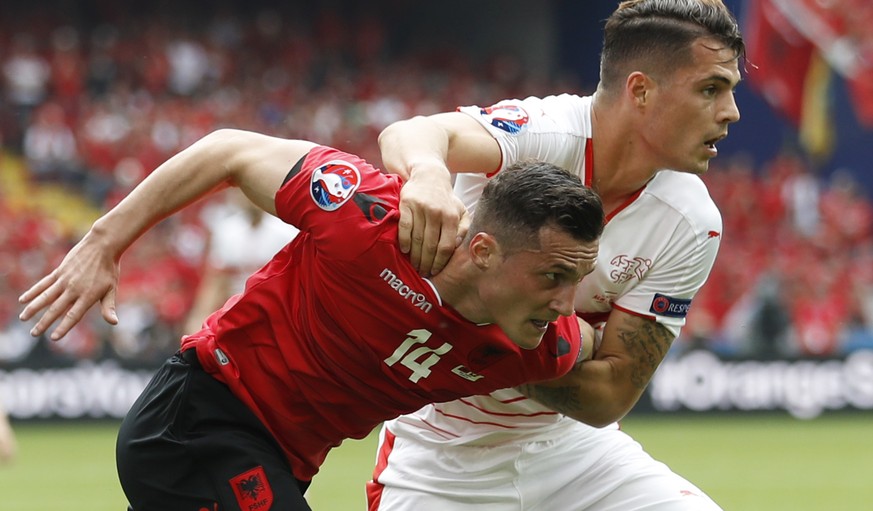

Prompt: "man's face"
[478,227,598,349]
[643,37,742,174]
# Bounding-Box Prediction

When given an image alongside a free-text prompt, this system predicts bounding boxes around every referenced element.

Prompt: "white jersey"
[203,203,300,293]
[386,93,722,445]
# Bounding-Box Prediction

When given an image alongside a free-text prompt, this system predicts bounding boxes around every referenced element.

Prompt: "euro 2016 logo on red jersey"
[310,159,361,211]
[479,103,529,135]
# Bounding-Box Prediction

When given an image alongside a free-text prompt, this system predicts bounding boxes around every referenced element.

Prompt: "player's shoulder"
[644,171,722,231]
[520,93,591,123]
[462,93,591,134]
[479,92,588,108]
[519,92,589,107]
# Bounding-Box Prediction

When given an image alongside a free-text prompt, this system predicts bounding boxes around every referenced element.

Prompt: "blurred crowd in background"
[0,1,872,368]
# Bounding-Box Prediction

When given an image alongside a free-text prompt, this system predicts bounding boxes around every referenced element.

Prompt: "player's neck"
[431,265,489,324]
[590,95,659,214]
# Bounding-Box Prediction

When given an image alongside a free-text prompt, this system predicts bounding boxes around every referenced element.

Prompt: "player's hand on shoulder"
[18,229,121,341]
[398,166,468,276]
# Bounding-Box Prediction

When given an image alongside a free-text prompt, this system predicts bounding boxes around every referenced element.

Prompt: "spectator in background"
[846,242,873,351]
[747,271,793,358]
[820,170,873,251]
[165,36,212,97]
[2,32,51,145]
[22,102,82,185]
[84,25,120,97]
[48,26,86,111]
[106,218,202,364]
[184,189,299,333]
[780,155,821,239]
[0,401,16,464]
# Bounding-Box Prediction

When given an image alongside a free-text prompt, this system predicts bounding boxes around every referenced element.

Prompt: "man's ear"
[469,232,498,270]
[626,71,652,108]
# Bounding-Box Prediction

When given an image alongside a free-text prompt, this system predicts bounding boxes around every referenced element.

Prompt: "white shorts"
[367,422,722,511]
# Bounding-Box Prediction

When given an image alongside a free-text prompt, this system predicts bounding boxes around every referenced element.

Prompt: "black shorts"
[117,350,312,511]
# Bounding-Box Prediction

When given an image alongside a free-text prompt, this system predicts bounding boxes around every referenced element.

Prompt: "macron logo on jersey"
[479,103,529,135]
[380,268,433,313]
[649,293,692,318]
[310,159,361,211]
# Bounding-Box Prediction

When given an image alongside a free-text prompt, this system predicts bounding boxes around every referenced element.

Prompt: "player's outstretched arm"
[516,309,675,427]
[18,129,317,341]
[379,112,499,275]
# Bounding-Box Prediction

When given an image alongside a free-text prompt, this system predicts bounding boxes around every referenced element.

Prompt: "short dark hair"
[600,0,745,92]
[469,160,604,252]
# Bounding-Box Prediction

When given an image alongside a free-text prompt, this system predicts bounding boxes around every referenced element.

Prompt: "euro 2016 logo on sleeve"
[310,160,361,211]
[479,103,530,135]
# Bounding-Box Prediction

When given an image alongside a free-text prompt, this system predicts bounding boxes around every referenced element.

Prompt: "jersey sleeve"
[454,95,588,212]
[273,145,401,260]
[612,196,722,338]
[552,314,584,376]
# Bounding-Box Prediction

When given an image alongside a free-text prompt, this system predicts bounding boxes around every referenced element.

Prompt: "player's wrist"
[407,159,452,185]
[88,216,136,260]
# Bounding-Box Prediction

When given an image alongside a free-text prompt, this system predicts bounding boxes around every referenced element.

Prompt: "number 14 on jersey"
[384,329,453,383]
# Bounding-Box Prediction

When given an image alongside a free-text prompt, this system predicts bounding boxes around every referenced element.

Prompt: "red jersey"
[181,146,582,480]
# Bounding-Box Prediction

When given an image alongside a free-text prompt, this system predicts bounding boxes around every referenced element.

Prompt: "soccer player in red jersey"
[18,129,603,510]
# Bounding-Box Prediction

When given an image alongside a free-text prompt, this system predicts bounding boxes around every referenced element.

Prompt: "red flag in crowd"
[846,69,873,127]
[842,0,873,127]
[745,0,873,129]
[744,0,815,125]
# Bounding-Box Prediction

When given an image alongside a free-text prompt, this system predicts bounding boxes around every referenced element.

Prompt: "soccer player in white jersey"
[369,1,744,509]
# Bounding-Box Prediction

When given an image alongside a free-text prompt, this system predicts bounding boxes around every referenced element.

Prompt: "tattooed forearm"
[516,316,676,423]
[515,382,584,417]
[615,316,674,389]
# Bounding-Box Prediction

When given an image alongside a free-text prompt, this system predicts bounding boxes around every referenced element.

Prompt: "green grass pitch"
[1,414,870,510]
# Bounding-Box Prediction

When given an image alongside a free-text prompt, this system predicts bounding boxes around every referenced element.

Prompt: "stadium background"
[0,0,872,509]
